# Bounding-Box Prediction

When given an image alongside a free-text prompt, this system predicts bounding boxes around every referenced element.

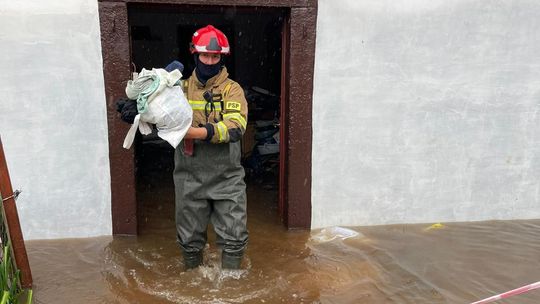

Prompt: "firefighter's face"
[199,53,221,65]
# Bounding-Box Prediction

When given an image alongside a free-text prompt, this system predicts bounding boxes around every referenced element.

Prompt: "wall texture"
[0,0,112,239]
[3,0,539,237]
[312,0,540,228]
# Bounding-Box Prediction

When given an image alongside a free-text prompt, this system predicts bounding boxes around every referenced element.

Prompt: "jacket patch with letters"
[226,102,241,111]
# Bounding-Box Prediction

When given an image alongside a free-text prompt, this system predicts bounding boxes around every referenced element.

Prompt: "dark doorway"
[128,4,286,232]
[99,0,316,235]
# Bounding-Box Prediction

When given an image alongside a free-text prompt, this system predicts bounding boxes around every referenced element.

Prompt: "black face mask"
[195,55,222,84]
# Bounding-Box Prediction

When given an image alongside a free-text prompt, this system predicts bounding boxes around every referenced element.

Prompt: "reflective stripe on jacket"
[184,67,248,143]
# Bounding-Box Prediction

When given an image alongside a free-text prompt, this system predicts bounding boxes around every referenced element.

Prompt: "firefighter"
[178,25,249,270]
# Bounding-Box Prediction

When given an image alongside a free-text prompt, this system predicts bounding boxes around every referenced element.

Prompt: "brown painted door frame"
[98,0,316,235]
[278,13,290,225]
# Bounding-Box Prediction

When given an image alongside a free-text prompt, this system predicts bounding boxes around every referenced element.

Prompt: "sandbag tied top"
[125,68,183,114]
[123,68,192,149]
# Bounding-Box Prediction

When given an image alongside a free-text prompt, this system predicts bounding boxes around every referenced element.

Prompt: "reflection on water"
[26,145,540,303]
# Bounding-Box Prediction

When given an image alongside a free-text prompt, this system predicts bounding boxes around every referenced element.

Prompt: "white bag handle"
[123,114,141,149]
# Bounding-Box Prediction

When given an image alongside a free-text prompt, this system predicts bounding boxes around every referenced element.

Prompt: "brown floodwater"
[26,145,540,303]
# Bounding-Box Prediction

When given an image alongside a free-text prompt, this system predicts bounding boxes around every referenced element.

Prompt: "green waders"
[173,140,248,269]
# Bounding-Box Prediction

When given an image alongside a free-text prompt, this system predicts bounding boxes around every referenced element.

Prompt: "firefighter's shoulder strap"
[182,80,189,97]
[223,81,233,99]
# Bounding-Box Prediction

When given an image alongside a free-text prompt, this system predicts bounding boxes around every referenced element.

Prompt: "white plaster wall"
[312,0,540,228]
[0,0,112,239]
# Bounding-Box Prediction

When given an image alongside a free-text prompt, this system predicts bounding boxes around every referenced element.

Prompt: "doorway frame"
[98,0,317,235]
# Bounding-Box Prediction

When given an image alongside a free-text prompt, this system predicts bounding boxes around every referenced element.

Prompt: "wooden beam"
[286,6,317,228]
[0,136,32,288]
[99,2,138,235]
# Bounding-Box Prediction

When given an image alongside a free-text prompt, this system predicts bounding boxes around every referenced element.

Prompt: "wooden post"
[279,12,290,225]
[0,136,32,288]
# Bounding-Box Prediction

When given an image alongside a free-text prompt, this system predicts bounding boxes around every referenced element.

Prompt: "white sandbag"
[145,85,192,148]
[123,69,192,149]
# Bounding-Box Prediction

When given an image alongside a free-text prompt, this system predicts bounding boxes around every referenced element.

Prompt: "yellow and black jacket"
[184,67,248,143]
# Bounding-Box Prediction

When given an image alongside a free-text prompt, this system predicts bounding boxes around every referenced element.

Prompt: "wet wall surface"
[26,144,540,303]
[311,1,540,229]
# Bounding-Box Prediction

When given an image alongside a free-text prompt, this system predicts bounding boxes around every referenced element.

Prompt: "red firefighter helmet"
[190,25,230,55]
